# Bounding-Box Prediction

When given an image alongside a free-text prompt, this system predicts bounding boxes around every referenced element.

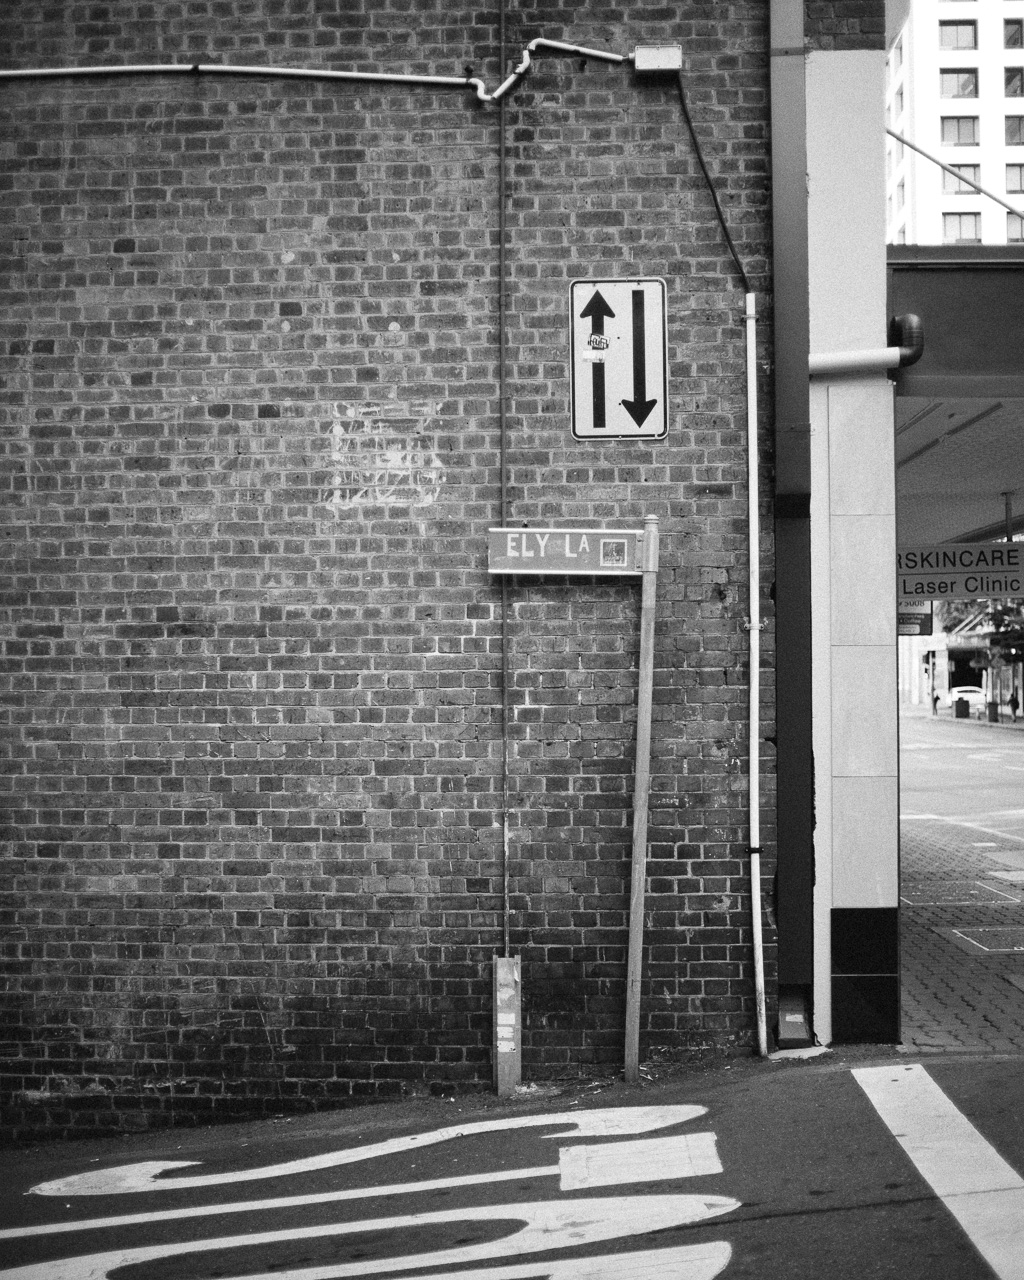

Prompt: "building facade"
[0,1,895,1137]
[887,0,1024,245]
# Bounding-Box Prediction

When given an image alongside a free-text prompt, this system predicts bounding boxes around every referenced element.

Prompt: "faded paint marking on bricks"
[327,408,444,510]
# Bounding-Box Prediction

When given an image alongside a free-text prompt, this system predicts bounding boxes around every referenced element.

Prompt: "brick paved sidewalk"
[900,708,1024,1051]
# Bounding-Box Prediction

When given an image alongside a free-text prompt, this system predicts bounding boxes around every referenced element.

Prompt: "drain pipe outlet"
[809,313,923,378]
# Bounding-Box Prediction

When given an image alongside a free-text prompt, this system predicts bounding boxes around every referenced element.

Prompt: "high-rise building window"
[1008,213,1024,242]
[1007,116,1024,145]
[941,70,978,98]
[1008,68,1024,97]
[943,163,981,194]
[1008,164,1024,193]
[941,116,980,146]
[943,212,981,243]
[1007,21,1024,51]
[940,21,978,51]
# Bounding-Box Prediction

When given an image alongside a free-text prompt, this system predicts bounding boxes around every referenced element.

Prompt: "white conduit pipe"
[0,61,487,94]
[745,292,768,1059]
[487,37,627,100]
[808,347,902,377]
[0,40,628,103]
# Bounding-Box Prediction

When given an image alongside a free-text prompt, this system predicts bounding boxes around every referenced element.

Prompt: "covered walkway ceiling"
[889,247,1024,547]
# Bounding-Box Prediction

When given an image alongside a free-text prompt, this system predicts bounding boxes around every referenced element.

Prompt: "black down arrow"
[621,289,657,427]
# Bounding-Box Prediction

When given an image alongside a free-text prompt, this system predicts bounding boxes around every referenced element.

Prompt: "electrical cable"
[674,66,765,1053]
[675,71,751,294]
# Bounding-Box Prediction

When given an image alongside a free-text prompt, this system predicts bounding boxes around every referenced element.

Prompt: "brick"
[0,0,775,1138]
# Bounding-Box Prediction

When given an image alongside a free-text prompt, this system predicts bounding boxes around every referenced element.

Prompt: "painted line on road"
[854,1064,1024,1279]
[0,1194,741,1280]
[908,816,1024,845]
[29,1105,706,1196]
[346,1242,733,1280]
[3,1133,722,1241]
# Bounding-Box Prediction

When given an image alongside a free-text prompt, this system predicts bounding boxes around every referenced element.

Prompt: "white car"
[946,685,986,709]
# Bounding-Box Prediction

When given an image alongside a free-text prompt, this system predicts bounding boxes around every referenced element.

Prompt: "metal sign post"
[623,516,659,1083]
[488,516,660,1085]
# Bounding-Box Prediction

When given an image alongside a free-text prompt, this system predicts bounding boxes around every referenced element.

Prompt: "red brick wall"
[0,0,774,1137]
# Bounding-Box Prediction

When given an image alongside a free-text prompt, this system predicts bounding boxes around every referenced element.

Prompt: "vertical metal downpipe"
[746,293,768,1057]
[497,0,511,962]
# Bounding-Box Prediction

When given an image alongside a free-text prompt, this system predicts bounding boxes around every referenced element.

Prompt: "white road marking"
[3,1169,552,1240]
[370,1241,733,1280]
[29,1105,705,1197]
[4,1133,722,1241]
[0,1193,741,1280]
[559,1132,721,1190]
[854,1064,1024,1279]
[902,816,1024,845]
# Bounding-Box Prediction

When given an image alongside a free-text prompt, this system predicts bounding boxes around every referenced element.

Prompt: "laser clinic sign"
[897,542,1024,600]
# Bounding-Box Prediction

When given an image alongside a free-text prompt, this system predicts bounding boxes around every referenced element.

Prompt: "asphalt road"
[4,1051,1024,1279]
[900,709,1024,859]
[899,707,1024,1051]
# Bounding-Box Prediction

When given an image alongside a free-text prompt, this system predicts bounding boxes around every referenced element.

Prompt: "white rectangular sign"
[897,543,1024,600]
[898,599,933,635]
[570,278,668,440]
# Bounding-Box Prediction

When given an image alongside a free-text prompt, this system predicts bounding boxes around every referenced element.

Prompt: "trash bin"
[987,700,999,722]
[955,698,970,718]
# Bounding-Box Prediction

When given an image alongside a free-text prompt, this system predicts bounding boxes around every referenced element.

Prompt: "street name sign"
[897,542,1024,601]
[488,527,646,575]
[570,278,668,440]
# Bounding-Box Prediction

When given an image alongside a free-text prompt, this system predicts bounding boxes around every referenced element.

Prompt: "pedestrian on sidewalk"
[1010,689,1020,722]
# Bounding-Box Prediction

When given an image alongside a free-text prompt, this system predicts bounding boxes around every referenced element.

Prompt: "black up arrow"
[622,289,657,427]
[580,289,615,430]
[580,288,614,335]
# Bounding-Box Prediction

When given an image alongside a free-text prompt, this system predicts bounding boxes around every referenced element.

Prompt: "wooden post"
[624,515,659,1083]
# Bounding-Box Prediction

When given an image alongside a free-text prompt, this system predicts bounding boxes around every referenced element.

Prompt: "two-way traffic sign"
[570,278,668,440]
